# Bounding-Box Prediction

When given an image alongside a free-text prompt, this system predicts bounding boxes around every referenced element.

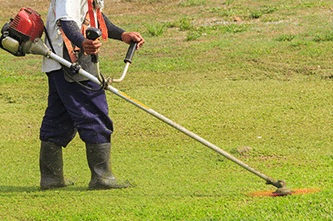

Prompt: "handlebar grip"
[86,27,102,41]
[124,42,138,63]
[86,27,102,63]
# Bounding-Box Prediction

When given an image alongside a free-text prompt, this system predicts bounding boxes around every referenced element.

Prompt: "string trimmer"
[0,8,317,196]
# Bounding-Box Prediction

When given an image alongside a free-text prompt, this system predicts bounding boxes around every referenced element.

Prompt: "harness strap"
[53,8,82,62]
[61,27,80,62]
[82,16,90,36]
[87,0,108,41]
[53,0,108,63]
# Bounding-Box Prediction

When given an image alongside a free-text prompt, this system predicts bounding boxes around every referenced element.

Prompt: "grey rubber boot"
[86,143,131,190]
[39,141,72,190]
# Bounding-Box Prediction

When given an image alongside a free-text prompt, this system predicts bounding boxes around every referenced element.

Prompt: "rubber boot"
[86,143,130,190]
[39,141,72,190]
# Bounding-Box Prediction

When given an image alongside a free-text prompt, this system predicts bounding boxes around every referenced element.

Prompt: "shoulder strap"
[53,9,78,62]
[87,0,108,41]
[53,0,108,63]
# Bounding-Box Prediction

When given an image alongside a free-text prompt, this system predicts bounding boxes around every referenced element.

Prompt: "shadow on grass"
[0,186,239,198]
[0,185,88,193]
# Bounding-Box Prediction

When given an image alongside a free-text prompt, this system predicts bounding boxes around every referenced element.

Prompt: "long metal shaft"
[15,35,280,189]
[47,51,283,188]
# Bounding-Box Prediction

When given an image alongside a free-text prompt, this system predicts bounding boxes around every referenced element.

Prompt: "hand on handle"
[85,27,102,63]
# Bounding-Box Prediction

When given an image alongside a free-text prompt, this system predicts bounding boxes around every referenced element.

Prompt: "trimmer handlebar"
[86,27,102,41]
[124,41,137,64]
[86,27,102,63]
[85,27,138,82]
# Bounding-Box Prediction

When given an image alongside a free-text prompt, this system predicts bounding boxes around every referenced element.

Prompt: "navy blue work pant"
[40,69,113,147]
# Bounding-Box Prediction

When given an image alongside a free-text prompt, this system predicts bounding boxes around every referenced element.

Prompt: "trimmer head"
[247,179,321,197]
[248,188,320,197]
[270,188,294,196]
[270,180,294,196]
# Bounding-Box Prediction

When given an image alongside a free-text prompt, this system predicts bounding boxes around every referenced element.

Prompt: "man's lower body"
[39,69,129,190]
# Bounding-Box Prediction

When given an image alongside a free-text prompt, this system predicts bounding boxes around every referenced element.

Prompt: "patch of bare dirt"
[2,0,49,18]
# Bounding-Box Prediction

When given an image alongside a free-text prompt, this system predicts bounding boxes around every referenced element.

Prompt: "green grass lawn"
[0,0,332,220]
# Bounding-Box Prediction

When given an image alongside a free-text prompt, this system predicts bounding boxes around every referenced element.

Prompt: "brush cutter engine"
[0,8,44,56]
